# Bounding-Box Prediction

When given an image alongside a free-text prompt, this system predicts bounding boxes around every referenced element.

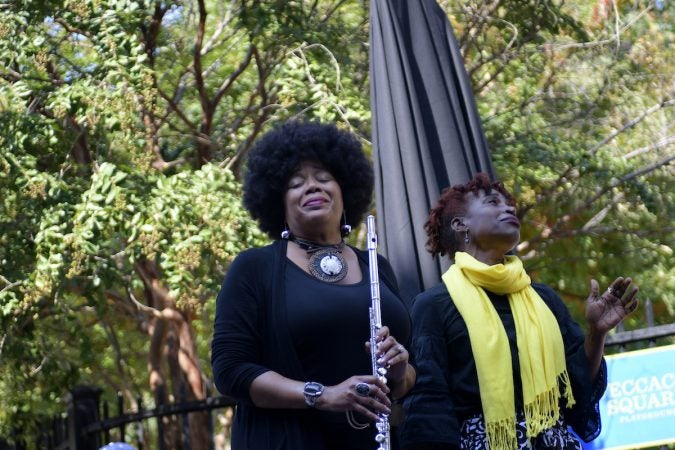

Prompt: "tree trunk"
[135,259,208,450]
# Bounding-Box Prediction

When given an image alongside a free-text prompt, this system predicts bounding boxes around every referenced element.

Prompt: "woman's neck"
[292,231,342,246]
[462,247,507,266]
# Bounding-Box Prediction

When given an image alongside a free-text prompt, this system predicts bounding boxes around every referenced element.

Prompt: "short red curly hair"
[425,172,516,258]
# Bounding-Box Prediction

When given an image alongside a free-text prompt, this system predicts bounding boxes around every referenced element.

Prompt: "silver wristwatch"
[303,381,324,408]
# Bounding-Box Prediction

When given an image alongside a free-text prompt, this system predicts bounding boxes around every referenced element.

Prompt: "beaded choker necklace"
[290,236,348,283]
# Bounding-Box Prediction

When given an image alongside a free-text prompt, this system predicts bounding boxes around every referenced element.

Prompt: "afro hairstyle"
[242,120,374,240]
[425,172,516,258]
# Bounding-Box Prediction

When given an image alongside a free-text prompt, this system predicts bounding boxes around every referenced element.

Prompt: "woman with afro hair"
[211,120,416,450]
[399,173,638,450]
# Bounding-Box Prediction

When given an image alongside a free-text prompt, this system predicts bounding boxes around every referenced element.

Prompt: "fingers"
[589,279,599,298]
[624,283,639,302]
[596,277,628,300]
[624,295,639,314]
[622,284,639,311]
[350,378,391,420]
[353,379,390,404]
[364,326,389,353]
[376,325,390,342]
[607,277,631,298]
[377,340,408,368]
[602,277,639,313]
[320,375,391,419]
[366,327,409,367]
[605,277,635,300]
[350,398,388,422]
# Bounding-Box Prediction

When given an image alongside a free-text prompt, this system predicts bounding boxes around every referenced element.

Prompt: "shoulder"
[411,283,455,318]
[531,282,559,299]
[531,282,564,306]
[217,242,281,306]
[227,241,279,274]
[413,283,452,307]
[408,283,457,338]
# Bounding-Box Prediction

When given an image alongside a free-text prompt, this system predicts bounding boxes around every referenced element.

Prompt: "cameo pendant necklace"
[290,236,348,283]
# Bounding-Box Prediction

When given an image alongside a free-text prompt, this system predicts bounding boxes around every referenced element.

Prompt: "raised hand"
[586,277,639,336]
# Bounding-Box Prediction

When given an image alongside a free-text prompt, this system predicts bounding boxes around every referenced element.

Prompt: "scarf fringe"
[487,417,518,450]
[560,370,576,409]
[524,370,576,437]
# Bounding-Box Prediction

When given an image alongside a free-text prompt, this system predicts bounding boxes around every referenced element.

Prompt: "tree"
[444,0,674,324]
[0,0,672,446]
[0,0,371,446]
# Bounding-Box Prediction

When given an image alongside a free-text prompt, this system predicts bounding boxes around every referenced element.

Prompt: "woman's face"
[283,160,344,237]
[461,189,520,253]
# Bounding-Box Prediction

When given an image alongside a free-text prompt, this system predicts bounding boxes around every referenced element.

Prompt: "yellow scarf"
[442,252,575,450]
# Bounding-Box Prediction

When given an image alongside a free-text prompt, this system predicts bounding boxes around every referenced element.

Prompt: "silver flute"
[366,215,391,450]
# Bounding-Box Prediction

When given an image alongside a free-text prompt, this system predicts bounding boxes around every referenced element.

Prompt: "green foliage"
[0,151,265,435]
[445,0,674,321]
[0,0,372,441]
[0,0,672,444]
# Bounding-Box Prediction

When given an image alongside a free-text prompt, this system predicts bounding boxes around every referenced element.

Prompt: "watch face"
[304,381,324,407]
[305,382,324,395]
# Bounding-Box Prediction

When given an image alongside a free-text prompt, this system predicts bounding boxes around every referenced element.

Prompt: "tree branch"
[623,136,675,159]
[521,154,674,251]
[193,0,210,117]
[520,97,675,217]
[0,275,22,294]
[588,98,675,156]
[212,43,255,106]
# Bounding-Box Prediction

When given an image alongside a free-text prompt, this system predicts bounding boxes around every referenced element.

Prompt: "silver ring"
[397,345,405,353]
[355,382,371,397]
[607,287,619,297]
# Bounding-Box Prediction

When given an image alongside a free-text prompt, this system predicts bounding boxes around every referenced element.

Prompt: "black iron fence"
[3,300,673,449]
[605,299,675,349]
[8,385,236,450]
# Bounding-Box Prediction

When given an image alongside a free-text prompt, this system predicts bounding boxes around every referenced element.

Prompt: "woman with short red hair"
[400,173,638,450]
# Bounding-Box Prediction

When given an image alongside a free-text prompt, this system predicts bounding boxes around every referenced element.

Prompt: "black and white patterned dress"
[460,411,583,450]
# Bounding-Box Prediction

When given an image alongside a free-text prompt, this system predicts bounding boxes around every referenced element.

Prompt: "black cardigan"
[211,239,406,450]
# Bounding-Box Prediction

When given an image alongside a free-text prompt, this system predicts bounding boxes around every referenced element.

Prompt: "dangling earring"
[281,223,291,240]
[340,212,352,237]
[464,229,470,244]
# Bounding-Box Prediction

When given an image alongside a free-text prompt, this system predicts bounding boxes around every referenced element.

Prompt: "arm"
[399,290,460,450]
[211,250,269,400]
[535,279,635,441]
[391,364,417,400]
[584,277,639,379]
[212,248,392,419]
[249,371,391,421]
